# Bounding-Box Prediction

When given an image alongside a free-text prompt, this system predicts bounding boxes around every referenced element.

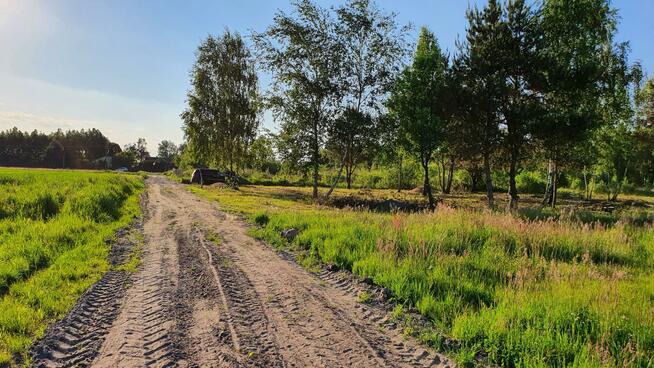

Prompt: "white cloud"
[0,74,184,152]
[0,110,80,130]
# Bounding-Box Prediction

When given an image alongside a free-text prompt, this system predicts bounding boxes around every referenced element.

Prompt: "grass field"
[189,184,654,367]
[0,168,144,366]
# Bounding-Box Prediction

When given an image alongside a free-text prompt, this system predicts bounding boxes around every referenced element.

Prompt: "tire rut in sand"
[91,185,181,368]
[172,222,284,367]
[30,228,139,368]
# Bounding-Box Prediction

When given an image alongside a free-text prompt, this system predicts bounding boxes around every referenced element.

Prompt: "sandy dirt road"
[31,176,451,367]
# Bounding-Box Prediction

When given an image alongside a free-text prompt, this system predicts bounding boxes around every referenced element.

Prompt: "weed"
[205,229,222,246]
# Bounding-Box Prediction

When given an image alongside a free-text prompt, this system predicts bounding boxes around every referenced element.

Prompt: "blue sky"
[1,0,652,152]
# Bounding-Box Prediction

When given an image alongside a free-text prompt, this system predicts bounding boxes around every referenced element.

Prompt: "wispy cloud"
[0,110,92,131]
[0,74,184,151]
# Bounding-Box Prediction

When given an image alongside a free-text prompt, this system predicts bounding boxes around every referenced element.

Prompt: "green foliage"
[246,134,280,174]
[516,171,547,194]
[324,0,408,190]
[157,140,179,162]
[387,27,449,208]
[0,127,121,169]
[594,123,635,201]
[0,168,143,365]
[636,77,654,127]
[182,31,259,172]
[123,137,149,164]
[357,290,371,303]
[254,0,343,198]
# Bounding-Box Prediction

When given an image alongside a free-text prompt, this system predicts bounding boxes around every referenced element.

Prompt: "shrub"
[516,170,547,194]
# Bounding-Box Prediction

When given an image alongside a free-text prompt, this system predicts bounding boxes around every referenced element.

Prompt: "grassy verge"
[188,184,654,367]
[0,168,144,366]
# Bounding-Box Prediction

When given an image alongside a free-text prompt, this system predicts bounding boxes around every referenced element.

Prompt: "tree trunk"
[551,161,558,207]
[311,124,319,199]
[445,157,454,194]
[588,176,594,200]
[508,148,519,211]
[611,166,629,201]
[483,151,494,208]
[346,163,353,190]
[312,161,319,199]
[470,166,480,193]
[438,156,446,193]
[542,160,559,207]
[583,165,589,200]
[422,158,435,210]
[397,156,403,193]
[324,159,345,199]
[543,160,554,206]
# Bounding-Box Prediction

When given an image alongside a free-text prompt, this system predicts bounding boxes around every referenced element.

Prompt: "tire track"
[195,233,284,367]
[91,184,180,368]
[196,233,240,353]
[30,228,139,368]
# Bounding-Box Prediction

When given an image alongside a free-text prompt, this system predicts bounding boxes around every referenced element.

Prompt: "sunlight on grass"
[0,168,143,366]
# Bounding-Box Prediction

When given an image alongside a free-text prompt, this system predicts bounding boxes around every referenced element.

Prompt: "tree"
[124,138,149,163]
[498,0,542,210]
[455,1,506,207]
[254,0,343,199]
[633,76,654,184]
[326,0,408,190]
[324,108,376,189]
[387,28,449,209]
[0,127,119,169]
[536,0,626,207]
[457,0,541,210]
[157,140,179,162]
[247,133,280,174]
[182,31,259,173]
[636,76,654,128]
[594,122,635,201]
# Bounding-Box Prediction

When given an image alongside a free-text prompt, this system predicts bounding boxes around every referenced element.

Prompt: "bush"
[383,162,421,190]
[516,170,547,194]
[451,169,472,193]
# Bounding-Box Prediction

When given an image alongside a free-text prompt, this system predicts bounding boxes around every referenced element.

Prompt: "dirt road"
[31,177,451,367]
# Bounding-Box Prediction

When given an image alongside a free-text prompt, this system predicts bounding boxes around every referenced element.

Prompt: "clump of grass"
[0,168,143,366]
[115,231,145,273]
[357,290,371,303]
[254,212,270,227]
[204,229,223,246]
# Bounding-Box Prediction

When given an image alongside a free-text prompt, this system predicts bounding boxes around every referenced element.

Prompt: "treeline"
[180,0,654,208]
[0,127,180,171]
[0,127,122,169]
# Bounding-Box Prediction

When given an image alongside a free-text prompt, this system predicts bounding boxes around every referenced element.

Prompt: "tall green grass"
[0,168,143,366]
[191,185,654,367]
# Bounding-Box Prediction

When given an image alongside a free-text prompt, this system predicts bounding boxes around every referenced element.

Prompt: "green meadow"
[0,168,143,366]
[189,184,654,367]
